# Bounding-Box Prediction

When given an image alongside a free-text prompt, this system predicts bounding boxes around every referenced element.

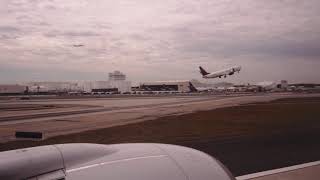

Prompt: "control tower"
[108,71,131,92]
[109,71,126,81]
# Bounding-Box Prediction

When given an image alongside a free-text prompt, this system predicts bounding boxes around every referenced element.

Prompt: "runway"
[0,96,221,124]
[1,93,320,177]
[0,93,319,143]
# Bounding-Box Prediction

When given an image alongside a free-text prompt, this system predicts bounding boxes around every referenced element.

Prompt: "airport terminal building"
[0,84,26,95]
[138,80,197,93]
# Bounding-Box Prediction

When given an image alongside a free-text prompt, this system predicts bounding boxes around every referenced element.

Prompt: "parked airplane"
[195,86,214,92]
[199,66,241,79]
[1,143,319,180]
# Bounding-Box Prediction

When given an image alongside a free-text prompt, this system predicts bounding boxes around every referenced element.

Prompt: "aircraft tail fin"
[189,82,198,92]
[199,66,209,76]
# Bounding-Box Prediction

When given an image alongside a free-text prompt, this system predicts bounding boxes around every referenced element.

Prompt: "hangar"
[0,84,26,95]
[139,81,197,93]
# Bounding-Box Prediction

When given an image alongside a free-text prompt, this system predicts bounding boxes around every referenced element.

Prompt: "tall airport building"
[82,71,131,93]
[108,71,131,93]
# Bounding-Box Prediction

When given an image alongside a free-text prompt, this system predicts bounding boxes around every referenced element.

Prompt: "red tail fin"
[199,66,209,76]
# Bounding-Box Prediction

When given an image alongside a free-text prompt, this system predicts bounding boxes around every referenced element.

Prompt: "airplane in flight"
[199,66,241,79]
[0,143,319,180]
[72,44,85,47]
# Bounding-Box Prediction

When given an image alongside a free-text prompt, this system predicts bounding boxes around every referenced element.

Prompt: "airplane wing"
[0,143,235,180]
[0,143,318,180]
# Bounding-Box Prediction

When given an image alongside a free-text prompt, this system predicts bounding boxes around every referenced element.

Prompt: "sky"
[0,0,320,84]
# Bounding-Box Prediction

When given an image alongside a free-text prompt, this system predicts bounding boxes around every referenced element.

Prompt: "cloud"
[44,31,101,38]
[0,0,320,83]
[0,26,20,32]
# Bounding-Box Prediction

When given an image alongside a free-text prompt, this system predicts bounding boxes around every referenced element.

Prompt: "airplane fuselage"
[202,66,241,79]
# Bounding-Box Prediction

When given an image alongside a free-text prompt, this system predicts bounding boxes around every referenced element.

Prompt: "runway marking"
[236,160,320,180]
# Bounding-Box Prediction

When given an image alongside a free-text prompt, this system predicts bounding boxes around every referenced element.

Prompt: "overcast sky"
[0,0,320,84]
